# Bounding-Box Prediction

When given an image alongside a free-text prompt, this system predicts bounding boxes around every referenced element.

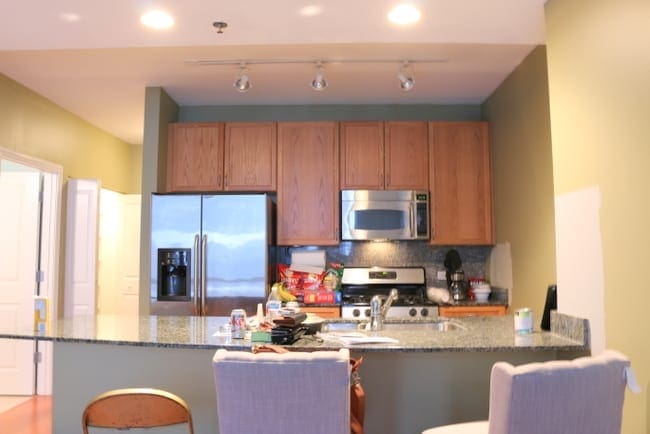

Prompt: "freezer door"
[202,194,269,316]
[150,194,201,315]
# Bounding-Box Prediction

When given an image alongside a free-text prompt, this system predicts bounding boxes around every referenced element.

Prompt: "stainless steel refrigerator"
[150,193,273,316]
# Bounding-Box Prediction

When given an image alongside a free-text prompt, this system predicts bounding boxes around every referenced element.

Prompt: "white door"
[64,179,99,317]
[0,161,39,394]
[97,190,140,316]
[119,194,141,316]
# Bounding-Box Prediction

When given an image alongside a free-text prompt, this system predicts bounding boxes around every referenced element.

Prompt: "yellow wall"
[482,46,557,319]
[545,1,650,432]
[0,73,140,193]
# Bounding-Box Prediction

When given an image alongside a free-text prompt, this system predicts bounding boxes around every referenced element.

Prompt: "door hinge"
[34,351,42,364]
[36,270,45,283]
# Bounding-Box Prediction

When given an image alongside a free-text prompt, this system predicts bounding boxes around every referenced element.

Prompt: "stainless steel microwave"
[341,190,429,241]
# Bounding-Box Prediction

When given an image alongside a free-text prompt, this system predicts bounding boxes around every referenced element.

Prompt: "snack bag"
[323,262,344,291]
[278,264,303,300]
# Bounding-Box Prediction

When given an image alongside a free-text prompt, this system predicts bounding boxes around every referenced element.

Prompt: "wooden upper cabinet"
[277,122,339,245]
[384,121,429,190]
[166,123,224,192]
[429,121,494,245]
[224,122,277,191]
[340,121,428,190]
[340,122,385,189]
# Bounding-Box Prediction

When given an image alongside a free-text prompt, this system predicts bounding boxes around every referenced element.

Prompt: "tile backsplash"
[277,241,492,288]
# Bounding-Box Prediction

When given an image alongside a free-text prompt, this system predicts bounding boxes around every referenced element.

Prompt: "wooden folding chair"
[81,387,194,433]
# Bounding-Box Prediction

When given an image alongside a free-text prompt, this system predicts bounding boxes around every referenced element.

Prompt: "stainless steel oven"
[340,266,438,319]
[341,190,429,241]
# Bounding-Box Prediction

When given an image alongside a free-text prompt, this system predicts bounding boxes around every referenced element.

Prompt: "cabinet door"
[224,122,277,191]
[384,121,429,190]
[429,122,493,245]
[277,122,339,245]
[300,306,341,318]
[439,305,506,317]
[340,121,385,189]
[166,123,224,192]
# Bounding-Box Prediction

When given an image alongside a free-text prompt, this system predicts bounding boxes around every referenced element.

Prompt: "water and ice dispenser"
[157,248,191,301]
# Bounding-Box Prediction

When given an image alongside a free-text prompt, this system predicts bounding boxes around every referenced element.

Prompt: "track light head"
[398,62,415,91]
[310,62,327,91]
[234,63,251,93]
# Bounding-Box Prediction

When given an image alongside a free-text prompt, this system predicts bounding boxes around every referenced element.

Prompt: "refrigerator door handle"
[193,234,200,315]
[201,234,208,316]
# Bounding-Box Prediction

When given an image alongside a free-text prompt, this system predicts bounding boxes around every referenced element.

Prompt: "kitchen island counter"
[3,313,588,434]
[1,311,587,352]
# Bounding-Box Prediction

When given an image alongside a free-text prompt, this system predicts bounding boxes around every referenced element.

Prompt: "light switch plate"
[436,271,446,280]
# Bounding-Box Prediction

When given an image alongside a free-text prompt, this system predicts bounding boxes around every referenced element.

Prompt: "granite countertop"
[0,312,588,353]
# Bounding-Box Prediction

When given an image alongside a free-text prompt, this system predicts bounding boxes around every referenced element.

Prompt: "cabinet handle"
[224,175,228,188]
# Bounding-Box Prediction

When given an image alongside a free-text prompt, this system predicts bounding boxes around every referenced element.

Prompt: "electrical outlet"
[436,271,446,280]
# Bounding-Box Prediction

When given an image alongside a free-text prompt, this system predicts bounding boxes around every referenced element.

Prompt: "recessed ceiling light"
[299,5,323,16]
[140,10,175,29]
[387,4,421,25]
[59,13,80,23]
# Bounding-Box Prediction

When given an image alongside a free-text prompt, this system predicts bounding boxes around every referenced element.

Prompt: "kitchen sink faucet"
[369,289,399,331]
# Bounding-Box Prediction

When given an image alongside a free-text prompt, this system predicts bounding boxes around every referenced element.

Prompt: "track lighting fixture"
[397,62,415,91]
[233,63,251,93]
[187,57,443,93]
[310,62,327,91]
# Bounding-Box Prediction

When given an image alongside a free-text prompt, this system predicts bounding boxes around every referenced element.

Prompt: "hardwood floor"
[0,396,51,434]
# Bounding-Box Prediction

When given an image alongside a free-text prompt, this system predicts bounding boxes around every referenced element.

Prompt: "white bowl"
[473,289,491,303]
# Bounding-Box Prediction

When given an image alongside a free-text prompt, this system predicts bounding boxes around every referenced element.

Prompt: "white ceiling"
[0,1,547,146]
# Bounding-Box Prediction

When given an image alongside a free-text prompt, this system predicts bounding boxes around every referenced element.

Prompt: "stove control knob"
[364,308,371,318]
[421,308,429,317]
[409,308,417,317]
[352,308,360,317]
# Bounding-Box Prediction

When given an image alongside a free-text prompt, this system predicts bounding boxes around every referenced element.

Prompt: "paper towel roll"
[291,250,326,268]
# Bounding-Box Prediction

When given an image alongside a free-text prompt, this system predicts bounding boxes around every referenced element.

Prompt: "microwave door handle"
[201,234,208,316]
[347,207,356,235]
[193,234,200,315]
[409,204,416,238]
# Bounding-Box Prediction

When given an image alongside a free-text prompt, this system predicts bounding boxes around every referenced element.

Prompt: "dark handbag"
[252,345,366,434]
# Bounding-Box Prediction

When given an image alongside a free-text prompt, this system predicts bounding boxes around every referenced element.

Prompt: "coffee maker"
[449,270,468,301]
[444,249,467,301]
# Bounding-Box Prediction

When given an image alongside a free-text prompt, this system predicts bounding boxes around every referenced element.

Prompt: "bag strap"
[350,357,365,434]
[252,344,289,354]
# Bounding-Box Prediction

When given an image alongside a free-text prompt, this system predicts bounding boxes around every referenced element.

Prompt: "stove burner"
[341,283,430,306]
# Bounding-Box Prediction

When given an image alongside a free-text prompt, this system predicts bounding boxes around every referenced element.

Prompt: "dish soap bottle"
[265,285,282,323]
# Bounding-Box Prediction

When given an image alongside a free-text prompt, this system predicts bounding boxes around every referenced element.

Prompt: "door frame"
[0,147,62,395]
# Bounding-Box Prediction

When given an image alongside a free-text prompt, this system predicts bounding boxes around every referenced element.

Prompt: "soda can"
[514,308,533,334]
[230,309,247,339]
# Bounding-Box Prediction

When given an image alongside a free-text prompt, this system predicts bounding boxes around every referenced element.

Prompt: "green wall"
[139,87,179,314]
[482,46,557,319]
[0,73,140,194]
[545,1,650,432]
[180,104,482,122]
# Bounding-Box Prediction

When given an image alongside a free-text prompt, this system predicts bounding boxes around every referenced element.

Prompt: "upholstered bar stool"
[212,348,351,434]
[422,350,638,434]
